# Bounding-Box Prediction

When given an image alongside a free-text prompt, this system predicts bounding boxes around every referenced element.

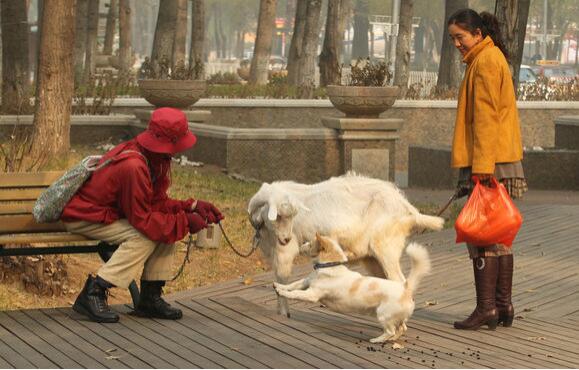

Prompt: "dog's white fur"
[248,173,443,317]
[274,231,431,343]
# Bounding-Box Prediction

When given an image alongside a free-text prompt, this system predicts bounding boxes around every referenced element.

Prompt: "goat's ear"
[267,203,278,221]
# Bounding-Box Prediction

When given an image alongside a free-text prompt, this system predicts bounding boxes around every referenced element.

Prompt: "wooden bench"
[0,171,140,307]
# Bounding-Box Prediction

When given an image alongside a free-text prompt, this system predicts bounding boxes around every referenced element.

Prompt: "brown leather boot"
[496,254,514,327]
[454,256,499,330]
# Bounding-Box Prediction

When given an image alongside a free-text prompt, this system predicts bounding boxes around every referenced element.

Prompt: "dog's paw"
[369,336,387,344]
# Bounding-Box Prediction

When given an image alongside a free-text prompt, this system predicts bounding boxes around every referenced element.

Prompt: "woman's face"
[448,24,483,56]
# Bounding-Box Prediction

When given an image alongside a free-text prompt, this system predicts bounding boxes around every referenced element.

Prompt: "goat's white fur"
[248,173,444,317]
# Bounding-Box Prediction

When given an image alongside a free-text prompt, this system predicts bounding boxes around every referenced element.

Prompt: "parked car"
[533,65,576,83]
[519,65,537,84]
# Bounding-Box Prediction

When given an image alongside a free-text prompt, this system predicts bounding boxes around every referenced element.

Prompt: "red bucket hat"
[136,107,197,154]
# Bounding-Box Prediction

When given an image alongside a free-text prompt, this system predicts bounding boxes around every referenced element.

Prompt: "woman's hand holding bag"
[455,176,523,247]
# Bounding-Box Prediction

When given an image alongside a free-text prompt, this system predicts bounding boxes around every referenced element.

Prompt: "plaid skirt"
[457,162,528,258]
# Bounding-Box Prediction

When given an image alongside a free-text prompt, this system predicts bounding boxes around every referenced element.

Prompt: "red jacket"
[61,140,193,244]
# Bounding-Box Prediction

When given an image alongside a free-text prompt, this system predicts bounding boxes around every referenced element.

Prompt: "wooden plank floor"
[1,204,578,368]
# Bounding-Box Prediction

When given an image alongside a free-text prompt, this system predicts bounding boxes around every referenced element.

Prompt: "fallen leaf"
[392,342,405,350]
[243,277,253,285]
[525,289,537,293]
[424,300,438,307]
[105,356,120,360]
[527,336,546,341]
[105,348,117,353]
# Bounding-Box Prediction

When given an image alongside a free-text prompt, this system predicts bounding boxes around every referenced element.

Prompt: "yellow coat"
[451,36,523,174]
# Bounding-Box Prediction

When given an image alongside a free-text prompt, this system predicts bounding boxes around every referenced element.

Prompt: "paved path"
[0,203,578,368]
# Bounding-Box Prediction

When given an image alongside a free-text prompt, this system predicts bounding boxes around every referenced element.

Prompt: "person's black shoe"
[73,275,119,323]
[133,280,183,320]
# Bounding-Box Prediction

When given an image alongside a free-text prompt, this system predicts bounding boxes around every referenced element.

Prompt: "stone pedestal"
[322,117,402,181]
[134,108,212,125]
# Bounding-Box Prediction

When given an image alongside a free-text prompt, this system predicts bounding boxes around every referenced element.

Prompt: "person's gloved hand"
[186,212,208,234]
[194,200,224,224]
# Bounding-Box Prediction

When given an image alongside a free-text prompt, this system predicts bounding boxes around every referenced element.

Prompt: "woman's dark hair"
[448,8,509,60]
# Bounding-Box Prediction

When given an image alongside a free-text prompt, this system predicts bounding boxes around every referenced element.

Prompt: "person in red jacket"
[62,107,223,323]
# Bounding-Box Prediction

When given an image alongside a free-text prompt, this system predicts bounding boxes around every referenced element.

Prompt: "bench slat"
[0,232,92,245]
[0,201,35,215]
[0,215,66,234]
[0,171,64,187]
[0,188,45,201]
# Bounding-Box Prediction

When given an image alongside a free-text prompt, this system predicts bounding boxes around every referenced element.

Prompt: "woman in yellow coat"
[448,9,528,331]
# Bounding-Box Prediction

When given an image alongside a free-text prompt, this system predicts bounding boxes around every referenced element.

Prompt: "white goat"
[248,173,444,317]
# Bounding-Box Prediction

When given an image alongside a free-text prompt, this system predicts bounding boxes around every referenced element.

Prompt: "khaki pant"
[64,220,176,288]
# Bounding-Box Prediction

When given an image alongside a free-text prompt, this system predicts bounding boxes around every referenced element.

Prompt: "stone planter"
[326,85,399,118]
[138,79,206,109]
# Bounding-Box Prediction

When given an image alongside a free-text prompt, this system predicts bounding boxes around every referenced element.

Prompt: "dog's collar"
[313,261,347,270]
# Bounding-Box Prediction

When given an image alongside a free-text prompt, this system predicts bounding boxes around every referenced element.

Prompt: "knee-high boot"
[496,254,514,327]
[454,256,499,330]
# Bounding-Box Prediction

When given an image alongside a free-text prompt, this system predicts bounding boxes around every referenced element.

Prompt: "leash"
[218,222,259,258]
[170,234,193,281]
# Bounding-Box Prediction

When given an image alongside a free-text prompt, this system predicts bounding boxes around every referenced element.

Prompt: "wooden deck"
[1,203,578,368]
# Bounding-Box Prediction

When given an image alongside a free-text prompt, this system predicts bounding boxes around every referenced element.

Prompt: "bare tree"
[30,0,76,160]
[494,0,530,90]
[1,0,31,113]
[249,0,277,85]
[319,0,351,87]
[118,0,132,71]
[103,0,118,55]
[172,0,188,66]
[189,0,205,78]
[84,0,100,81]
[295,0,322,94]
[287,0,307,85]
[151,0,178,67]
[73,0,89,85]
[394,0,414,94]
[436,0,467,92]
[352,0,369,59]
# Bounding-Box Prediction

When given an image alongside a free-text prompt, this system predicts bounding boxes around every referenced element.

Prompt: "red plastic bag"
[455,176,523,247]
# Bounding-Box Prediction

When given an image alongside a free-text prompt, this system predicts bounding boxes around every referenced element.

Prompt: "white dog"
[274,231,431,343]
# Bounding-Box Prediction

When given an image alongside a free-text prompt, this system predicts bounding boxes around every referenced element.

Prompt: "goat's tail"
[404,242,431,295]
[414,213,444,231]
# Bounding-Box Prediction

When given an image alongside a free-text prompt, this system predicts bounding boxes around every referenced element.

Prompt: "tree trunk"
[352,0,369,59]
[103,0,118,55]
[284,0,296,57]
[295,0,322,94]
[494,0,530,91]
[30,0,76,161]
[287,0,307,85]
[436,0,467,91]
[212,3,222,58]
[172,0,188,67]
[189,0,205,78]
[394,0,413,94]
[84,0,100,81]
[118,0,132,71]
[319,0,350,87]
[73,0,88,85]
[1,0,31,114]
[249,0,277,85]
[151,0,178,68]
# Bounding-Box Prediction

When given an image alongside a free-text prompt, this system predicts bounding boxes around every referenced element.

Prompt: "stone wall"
[109,98,579,185]
[408,116,579,191]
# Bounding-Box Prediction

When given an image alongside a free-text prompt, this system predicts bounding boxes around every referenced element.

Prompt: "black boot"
[133,281,183,320]
[73,275,119,323]
[496,254,514,327]
[454,257,499,330]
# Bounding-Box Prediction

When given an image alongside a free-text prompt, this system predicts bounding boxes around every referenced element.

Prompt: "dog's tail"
[404,243,431,295]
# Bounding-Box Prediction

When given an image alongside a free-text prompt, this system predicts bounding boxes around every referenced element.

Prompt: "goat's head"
[248,183,309,246]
